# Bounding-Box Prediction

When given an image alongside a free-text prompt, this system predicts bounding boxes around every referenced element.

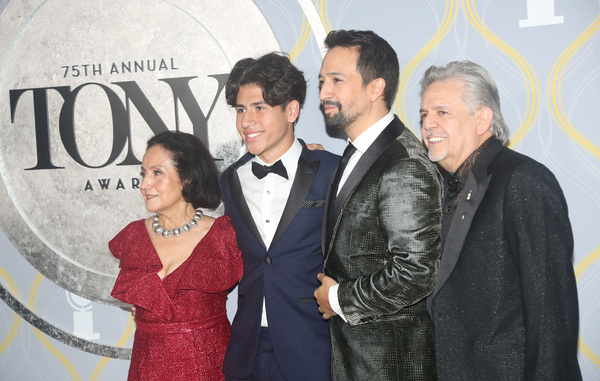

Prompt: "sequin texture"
[110,215,243,380]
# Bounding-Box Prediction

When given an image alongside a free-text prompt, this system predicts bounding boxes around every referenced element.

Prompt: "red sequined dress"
[110,215,243,380]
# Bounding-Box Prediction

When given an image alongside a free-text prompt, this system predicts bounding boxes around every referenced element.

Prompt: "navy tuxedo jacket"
[221,140,339,381]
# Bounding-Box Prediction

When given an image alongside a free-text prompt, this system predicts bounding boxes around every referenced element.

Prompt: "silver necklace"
[152,209,203,238]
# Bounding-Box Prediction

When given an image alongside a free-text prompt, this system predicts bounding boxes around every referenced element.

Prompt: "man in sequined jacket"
[420,60,581,380]
[314,29,443,381]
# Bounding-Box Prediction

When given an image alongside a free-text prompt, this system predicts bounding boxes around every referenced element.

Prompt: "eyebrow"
[140,164,165,171]
[420,104,450,112]
[235,100,268,108]
[318,71,347,79]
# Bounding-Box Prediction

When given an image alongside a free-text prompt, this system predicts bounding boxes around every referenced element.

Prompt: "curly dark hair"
[146,131,220,209]
[324,30,399,110]
[225,52,306,117]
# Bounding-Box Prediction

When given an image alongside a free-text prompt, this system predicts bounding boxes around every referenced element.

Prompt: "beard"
[323,101,359,130]
[426,143,449,163]
[424,131,449,163]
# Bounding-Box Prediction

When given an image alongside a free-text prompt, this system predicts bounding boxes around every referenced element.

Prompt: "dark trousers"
[225,327,287,381]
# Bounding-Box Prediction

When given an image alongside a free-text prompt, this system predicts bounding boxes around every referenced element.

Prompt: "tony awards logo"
[66,292,100,340]
[0,0,279,357]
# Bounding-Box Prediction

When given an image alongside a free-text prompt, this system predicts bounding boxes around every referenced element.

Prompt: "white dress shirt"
[237,138,302,326]
[330,112,395,321]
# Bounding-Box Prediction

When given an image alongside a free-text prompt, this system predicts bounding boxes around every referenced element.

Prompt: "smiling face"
[140,145,186,215]
[420,79,493,172]
[235,84,297,164]
[319,47,372,138]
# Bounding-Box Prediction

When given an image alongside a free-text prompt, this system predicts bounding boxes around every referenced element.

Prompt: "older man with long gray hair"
[420,60,581,380]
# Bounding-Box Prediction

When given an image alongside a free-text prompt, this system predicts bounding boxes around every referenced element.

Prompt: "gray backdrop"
[0,0,599,380]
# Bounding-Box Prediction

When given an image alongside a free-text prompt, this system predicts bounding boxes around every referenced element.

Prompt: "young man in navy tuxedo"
[221,52,338,381]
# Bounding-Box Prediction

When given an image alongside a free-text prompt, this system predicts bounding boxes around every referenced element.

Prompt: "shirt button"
[266,219,270,223]
[266,190,271,195]
[265,257,272,264]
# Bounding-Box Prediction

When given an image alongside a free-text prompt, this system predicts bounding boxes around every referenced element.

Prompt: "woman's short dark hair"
[146,131,221,209]
[225,52,306,114]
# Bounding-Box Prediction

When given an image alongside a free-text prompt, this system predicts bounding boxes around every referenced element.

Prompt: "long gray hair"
[420,61,510,144]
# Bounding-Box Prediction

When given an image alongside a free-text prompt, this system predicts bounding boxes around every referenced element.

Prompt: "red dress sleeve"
[109,220,178,320]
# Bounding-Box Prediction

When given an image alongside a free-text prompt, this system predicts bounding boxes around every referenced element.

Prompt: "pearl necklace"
[152,209,203,238]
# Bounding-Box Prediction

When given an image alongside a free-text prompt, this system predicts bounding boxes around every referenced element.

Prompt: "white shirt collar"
[349,112,394,153]
[252,138,302,175]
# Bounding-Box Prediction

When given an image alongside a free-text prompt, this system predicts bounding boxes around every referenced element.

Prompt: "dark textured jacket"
[428,138,582,380]
[324,116,443,380]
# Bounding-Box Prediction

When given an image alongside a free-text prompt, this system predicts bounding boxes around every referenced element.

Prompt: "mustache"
[425,130,444,138]
[322,100,342,109]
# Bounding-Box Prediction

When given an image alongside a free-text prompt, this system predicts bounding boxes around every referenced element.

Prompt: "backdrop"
[0,0,598,379]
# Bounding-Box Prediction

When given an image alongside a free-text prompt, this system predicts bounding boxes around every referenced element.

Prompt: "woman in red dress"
[110,131,243,380]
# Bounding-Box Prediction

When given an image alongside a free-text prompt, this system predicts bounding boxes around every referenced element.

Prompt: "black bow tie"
[252,160,288,180]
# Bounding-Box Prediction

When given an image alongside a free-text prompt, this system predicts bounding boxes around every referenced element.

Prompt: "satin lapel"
[228,158,266,249]
[271,155,319,246]
[431,173,491,298]
[325,117,403,255]
[322,175,335,257]
[431,139,504,298]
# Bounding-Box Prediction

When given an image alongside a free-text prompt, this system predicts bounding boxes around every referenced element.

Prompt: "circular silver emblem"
[0,0,278,357]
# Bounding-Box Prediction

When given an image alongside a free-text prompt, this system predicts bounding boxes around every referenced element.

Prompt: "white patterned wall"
[0,1,598,380]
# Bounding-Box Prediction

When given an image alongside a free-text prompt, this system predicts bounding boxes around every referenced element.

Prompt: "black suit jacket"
[428,138,582,380]
[324,116,443,380]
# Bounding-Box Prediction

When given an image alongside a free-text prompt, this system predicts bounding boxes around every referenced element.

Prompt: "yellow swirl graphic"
[398,0,459,127]
[90,312,135,380]
[29,274,82,380]
[318,0,332,33]
[574,244,600,367]
[548,14,600,160]
[0,266,22,355]
[289,13,311,62]
[551,15,600,367]
[579,334,600,368]
[294,0,329,58]
[90,357,111,381]
[575,244,600,282]
[463,0,540,148]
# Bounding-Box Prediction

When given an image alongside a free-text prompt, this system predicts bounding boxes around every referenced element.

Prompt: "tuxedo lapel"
[228,155,266,248]
[322,173,335,256]
[431,173,490,298]
[430,139,504,299]
[271,154,319,245]
[325,117,404,254]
